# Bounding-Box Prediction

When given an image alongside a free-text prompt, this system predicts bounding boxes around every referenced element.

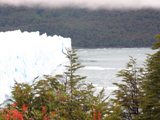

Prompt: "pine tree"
[140,35,160,120]
[108,57,143,120]
[63,49,94,119]
[63,49,108,120]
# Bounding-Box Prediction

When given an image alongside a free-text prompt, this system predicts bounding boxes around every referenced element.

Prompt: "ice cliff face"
[0,30,71,104]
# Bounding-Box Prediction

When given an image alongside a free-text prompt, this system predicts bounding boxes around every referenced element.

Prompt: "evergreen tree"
[63,49,100,120]
[1,48,108,119]
[140,35,160,120]
[108,57,143,120]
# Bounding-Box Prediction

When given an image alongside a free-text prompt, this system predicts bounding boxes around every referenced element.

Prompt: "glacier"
[0,30,71,104]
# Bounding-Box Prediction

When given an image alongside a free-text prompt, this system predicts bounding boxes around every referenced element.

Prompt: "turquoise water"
[77,48,154,95]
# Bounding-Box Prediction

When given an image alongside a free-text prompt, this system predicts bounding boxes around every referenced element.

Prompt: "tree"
[140,35,160,120]
[63,49,108,120]
[108,57,143,120]
[11,75,64,119]
[0,49,108,119]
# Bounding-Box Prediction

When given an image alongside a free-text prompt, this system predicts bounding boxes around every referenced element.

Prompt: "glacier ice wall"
[0,30,71,104]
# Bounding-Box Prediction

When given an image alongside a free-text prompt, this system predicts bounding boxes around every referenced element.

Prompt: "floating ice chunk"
[0,30,71,104]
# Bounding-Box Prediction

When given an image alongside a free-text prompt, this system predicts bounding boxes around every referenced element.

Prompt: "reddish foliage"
[42,106,49,120]
[93,111,102,120]
[51,111,56,118]
[22,104,28,112]
[1,104,57,120]
[42,106,47,115]
[1,103,24,120]
[11,103,17,107]
[6,109,23,120]
[98,111,101,120]
[94,111,97,120]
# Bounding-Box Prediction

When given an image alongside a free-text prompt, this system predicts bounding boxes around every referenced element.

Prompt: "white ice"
[0,30,71,104]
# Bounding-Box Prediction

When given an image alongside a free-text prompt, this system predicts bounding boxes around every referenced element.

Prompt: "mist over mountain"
[0,6,160,48]
[1,0,160,10]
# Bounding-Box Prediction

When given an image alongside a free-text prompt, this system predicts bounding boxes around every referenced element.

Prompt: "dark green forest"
[1,6,160,48]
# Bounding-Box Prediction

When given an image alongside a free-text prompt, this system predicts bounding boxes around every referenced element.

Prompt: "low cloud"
[0,0,160,10]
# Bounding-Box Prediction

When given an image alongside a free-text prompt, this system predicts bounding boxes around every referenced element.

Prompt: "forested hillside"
[1,6,160,48]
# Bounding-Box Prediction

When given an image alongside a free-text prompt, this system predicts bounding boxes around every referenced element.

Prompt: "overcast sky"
[0,0,160,10]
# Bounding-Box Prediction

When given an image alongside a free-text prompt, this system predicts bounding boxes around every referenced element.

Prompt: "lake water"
[77,48,154,95]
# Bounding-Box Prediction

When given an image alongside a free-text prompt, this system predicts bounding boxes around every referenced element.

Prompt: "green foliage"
[62,49,93,119]
[11,75,65,119]
[62,49,108,119]
[0,49,108,119]
[140,35,160,120]
[108,57,143,120]
[152,34,160,49]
